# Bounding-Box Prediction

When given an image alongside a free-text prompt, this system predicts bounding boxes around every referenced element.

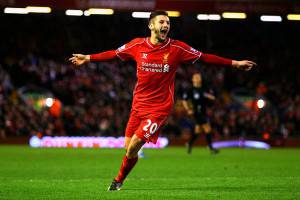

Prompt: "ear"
[148,23,154,30]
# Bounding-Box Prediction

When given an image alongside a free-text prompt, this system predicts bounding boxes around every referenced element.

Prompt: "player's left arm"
[200,53,257,71]
[175,41,257,71]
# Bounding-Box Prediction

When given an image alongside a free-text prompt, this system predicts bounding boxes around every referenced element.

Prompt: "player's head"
[148,10,170,42]
[192,72,202,88]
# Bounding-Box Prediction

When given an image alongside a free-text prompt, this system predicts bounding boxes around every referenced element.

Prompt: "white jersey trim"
[115,53,125,61]
[146,38,154,48]
[171,44,202,63]
[159,38,171,50]
[146,38,171,50]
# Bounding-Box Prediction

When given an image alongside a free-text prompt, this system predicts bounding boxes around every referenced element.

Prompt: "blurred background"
[0,0,299,147]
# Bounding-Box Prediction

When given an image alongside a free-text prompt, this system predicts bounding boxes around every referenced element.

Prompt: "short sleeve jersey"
[182,87,208,116]
[115,37,203,115]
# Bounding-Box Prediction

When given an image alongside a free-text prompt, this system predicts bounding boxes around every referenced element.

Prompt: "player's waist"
[133,93,172,104]
[131,105,172,116]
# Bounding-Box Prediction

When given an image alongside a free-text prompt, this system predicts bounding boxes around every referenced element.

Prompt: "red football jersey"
[115,37,202,115]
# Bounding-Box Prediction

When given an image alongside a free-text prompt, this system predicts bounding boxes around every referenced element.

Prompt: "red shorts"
[125,110,168,144]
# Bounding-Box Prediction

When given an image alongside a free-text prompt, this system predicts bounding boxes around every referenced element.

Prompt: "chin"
[157,37,166,42]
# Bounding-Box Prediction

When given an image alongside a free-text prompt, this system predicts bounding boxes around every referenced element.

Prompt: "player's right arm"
[69,38,143,66]
[69,51,116,66]
[69,54,90,66]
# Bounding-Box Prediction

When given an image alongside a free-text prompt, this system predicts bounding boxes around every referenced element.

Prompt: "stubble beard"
[155,29,166,43]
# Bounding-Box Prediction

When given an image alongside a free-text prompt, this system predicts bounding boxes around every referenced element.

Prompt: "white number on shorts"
[142,119,152,131]
[142,119,158,135]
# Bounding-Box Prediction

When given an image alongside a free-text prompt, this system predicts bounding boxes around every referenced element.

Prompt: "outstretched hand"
[69,54,90,66]
[232,60,257,71]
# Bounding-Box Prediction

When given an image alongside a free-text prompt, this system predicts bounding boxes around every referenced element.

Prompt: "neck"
[150,34,165,45]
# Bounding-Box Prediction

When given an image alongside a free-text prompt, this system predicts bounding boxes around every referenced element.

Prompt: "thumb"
[72,54,84,58]
[72,54,80,57]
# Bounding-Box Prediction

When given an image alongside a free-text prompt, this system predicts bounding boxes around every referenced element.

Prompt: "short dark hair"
[149,10,168,23]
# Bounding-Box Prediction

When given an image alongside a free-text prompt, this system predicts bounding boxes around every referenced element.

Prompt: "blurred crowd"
[0,13,299,140]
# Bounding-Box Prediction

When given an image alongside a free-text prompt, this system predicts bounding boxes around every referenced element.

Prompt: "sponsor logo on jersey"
[163,64,170,72]
[141,62,170,73]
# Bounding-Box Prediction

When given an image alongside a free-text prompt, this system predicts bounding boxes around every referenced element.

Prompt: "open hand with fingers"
[69,54,90,66]
[232,60,257,71]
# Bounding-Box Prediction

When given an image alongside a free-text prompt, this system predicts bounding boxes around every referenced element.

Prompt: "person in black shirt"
[182,72,219,154]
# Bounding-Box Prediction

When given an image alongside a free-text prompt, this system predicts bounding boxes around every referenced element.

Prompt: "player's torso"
[135,39,179,82]
[131,38,180,114]
[133,39,179,97]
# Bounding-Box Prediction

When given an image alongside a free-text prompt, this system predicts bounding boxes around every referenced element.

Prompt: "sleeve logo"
[190,47,198,53]
[117,45,126,52]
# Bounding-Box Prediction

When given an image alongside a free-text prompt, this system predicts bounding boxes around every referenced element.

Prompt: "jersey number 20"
[143,119,158,135]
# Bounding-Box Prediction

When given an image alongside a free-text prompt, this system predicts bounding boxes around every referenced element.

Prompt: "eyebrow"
[159,19,170,23]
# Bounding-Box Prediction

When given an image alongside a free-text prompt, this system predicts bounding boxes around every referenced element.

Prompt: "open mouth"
[160,29,168,34]
[159,29,168,38]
